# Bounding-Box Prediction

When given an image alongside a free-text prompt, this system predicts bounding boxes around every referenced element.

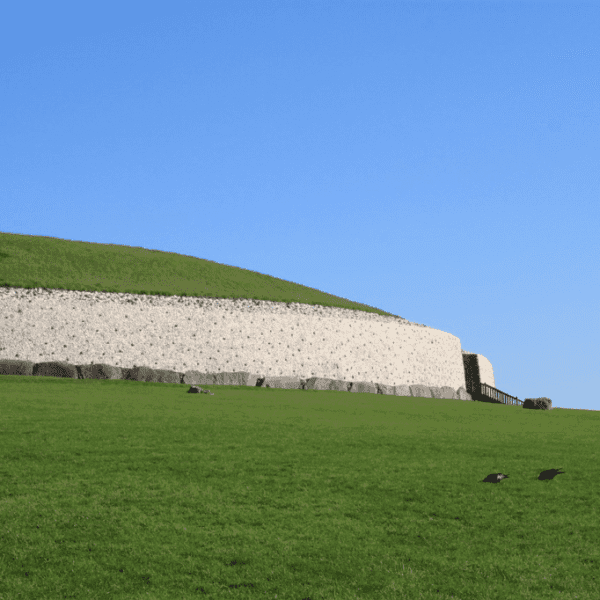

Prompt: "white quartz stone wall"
[0,286,468,390]
[474,353,495,389]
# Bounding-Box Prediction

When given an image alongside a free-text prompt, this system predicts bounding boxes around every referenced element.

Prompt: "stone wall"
[0,286,480,391]
[461,351,496,397]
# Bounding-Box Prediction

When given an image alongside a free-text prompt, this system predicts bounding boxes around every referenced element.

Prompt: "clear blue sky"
[2,1,599,410]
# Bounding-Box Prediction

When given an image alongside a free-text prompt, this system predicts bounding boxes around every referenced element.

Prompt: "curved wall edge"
[461,351,496,397]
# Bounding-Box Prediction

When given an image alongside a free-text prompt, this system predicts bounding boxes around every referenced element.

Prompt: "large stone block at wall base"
[435,385,459,399]
[456,387,473,401]
[78,363,124,380]
[409,384,432,398]
[393,384,412,397]
[303,377,352,392]
[0,358,35,376]
[0,359,472,406]
[121,366,184,384]
[33,361,79,379]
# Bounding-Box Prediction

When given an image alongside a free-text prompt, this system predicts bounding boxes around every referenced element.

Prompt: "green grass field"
[1,231,598,598]
[0,374,598,600]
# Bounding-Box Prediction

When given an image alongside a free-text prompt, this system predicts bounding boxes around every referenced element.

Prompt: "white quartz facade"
[0,286,468,390]
[474,353,496,389]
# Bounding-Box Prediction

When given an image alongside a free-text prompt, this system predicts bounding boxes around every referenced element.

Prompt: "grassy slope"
[0,373,597,599]
[0,231,406,319]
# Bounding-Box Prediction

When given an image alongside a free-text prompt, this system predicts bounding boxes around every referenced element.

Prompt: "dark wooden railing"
[475,383,523,406]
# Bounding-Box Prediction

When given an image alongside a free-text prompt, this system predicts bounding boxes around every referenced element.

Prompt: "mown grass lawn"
[0,374,598,600]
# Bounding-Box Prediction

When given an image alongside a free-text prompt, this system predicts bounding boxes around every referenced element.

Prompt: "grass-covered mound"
[0,231,405,318]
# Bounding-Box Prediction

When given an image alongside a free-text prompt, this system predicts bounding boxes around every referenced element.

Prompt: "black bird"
[482,473,509,483]
[538,468,565,481]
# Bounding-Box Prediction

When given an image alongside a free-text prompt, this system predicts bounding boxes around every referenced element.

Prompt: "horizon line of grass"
[0,231,409,320]
[0,374,598,599]
[0,367,588,412]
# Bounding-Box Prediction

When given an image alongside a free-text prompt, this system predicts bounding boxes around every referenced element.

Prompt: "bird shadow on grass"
[481,469,565,483]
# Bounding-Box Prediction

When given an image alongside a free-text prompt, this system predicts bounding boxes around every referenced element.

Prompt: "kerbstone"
[456,387,473,401]
[0,359,35,376]
[439,385,458,399]
[410,384,432,398]
[349,381,378,394]
[377,383,396,395]
[33,361,79,379]
[304,377,351,391]
[260,375,305,390]
[393,384,412,397]
[0,357,476,404]
[77,363,123,380]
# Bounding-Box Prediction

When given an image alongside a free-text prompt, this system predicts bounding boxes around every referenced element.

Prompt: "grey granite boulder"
[187,386,214,395]
[409,384,432,398]
[259,375,306,390]
[183,370,263,386]
[0,358,476,408]
[122,365,160,383]
[303,377,351,392]
[33,361,79,379]
[431,385,458,400]
[456,387,473,401]
[349,381,378,394]
[523,397,553,410]
[393,384,412,397]
[0,359,35,376]
[77,363,123,380]
[376,383,396,395]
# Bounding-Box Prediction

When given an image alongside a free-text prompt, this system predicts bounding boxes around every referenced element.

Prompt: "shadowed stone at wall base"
[123,365,159,383]
[428,386,442,398]
[260,376,306,390]
[0,358,484,405]
[187,386,214,395]
[326,379,353,392]
[33,361,79,379]
[0,359,35,376]
[303,377,352,392]
[77,363,124,380]
[349,381,378,394]
[122,366,184,384]
[180,371,263,387]
[153,368,184,384]
[376,383,396,395]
